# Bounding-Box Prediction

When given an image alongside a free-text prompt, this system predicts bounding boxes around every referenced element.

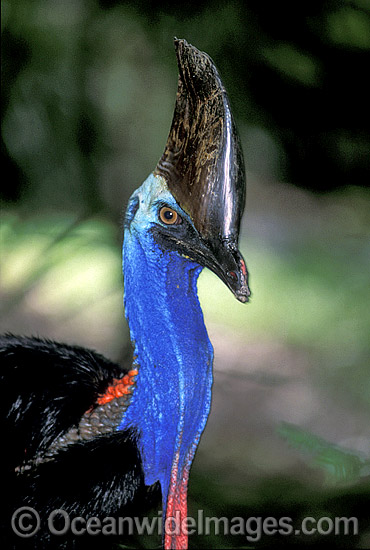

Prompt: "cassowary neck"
[119,221,213,548]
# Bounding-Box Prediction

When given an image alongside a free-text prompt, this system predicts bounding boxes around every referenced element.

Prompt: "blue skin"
[118,173,214,513]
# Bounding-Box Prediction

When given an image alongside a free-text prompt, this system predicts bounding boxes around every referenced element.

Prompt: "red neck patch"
[97,369,138,405]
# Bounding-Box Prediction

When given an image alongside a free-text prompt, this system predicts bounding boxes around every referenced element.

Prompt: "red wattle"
[164,464,190,550]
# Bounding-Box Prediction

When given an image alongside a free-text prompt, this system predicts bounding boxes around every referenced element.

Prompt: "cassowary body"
[1,39,250,550]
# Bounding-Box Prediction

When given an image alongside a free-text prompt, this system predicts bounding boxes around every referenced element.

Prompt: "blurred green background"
[1,0,370,548]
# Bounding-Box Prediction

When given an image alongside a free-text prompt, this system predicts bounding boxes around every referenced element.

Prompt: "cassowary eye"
[159,206,182,225]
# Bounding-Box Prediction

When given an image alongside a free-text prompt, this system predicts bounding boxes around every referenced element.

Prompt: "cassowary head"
[125,38,250,303]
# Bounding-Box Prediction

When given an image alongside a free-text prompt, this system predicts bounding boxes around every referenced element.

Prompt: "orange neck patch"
[97,369,138,405]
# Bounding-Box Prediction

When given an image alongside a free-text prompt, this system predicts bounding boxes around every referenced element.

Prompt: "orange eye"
[159,206,181,225]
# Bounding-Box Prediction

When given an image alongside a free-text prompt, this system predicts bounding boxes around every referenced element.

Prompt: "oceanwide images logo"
[11,507,359,542]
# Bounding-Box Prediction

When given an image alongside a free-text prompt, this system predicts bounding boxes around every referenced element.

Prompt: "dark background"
[1,1,370,547]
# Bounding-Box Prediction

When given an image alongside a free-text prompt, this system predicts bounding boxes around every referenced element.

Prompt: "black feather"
[0,334,160,549]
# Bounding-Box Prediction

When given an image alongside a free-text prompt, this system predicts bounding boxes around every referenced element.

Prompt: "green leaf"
[277,422,370,484]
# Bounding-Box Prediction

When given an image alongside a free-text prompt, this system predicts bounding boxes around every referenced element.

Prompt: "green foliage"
[326,7,370,49]
[0,212,126,358]
[278,422,370,485]
[262,43,321,86]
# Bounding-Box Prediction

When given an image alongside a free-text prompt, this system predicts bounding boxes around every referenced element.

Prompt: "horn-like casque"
[155,38,250,302]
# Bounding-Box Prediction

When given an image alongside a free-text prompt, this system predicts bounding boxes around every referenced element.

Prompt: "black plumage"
[0,334,160,549]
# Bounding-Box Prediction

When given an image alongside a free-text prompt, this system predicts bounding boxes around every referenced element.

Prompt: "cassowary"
[1,39,250,550]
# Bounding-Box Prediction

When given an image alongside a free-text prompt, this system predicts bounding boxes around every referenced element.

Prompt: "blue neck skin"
[118,173,214,510]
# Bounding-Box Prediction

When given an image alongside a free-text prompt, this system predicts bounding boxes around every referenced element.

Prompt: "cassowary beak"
[155,38,250,303]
